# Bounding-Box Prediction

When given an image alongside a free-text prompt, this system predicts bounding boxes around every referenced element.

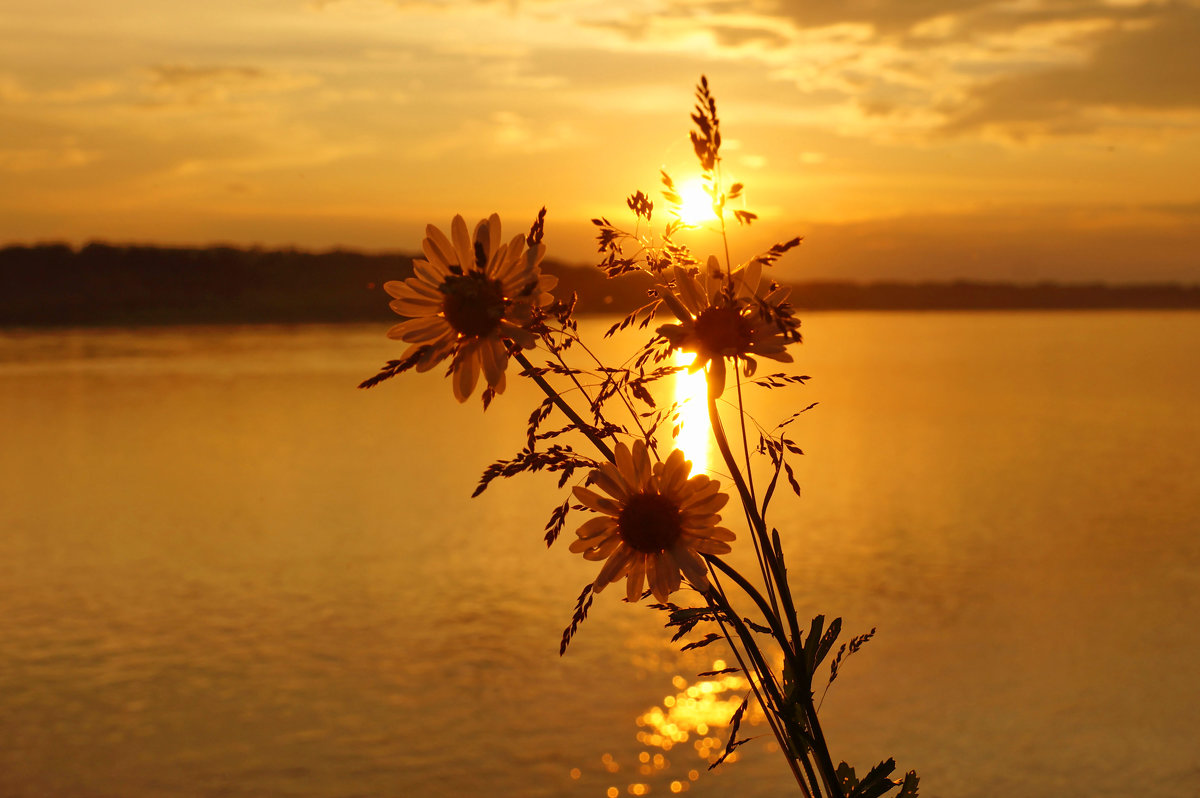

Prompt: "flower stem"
[706,392,845,798]
[704,571,822,796]
[513,350,614,462]
[703,584,814,798]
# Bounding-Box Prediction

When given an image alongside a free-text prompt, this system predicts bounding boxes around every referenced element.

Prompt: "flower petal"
[588,466,628,502]
[657,286,693,324]
[413,258,448,286]
[451,215,474,271]
[579,534,622,561]
[673,545,711,590]
[625,555,647,602]
[594,545,634,592]
[479,337,507,388]
[684,535,733,555]
[648,553,673,603]
[630,440,652,487]
[706,357,726,398]
[613,441,637,485]
[390,315,450,343]
[682,490,729,515]
[572,486,623,516]
[675,269,707,317]
[573,516,617,541]
[452,347,480,402]
[424,224,458,270]
[389,296,442,318]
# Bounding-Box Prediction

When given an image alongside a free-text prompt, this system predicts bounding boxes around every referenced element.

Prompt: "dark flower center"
[441,272,506,338]
[618,492,684,554]
[693,305,752,356]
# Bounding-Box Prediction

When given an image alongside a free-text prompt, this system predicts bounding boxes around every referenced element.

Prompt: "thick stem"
[705,583,820,792]
[704,587,814,798]
[707,392,846,798]
[706,574,822,795]
[705,556,800,678]
[707,392,787,599]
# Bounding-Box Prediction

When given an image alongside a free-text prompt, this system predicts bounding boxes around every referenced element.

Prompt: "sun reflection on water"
[671,353,712,476]
[584,660,763,796]
[634,660,758,763]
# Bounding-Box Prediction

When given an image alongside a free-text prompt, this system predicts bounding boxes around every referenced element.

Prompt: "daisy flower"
[570,440,735,603]
[656,256,797,398]
[383,213,557,402]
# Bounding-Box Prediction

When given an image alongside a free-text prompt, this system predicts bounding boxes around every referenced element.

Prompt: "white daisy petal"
[572,486,623,516]
[570,441,736,604]
[683,534,733,555]
[451,215,474,271]
[673,545,710,589]
[594,546,634,591]
[479,337,507,388]
[413,258,448,286]
[589,467,628,503]
[658,285,693,323]
[424,225,458,270]
[625,556,647,602]
[580,535,622,561]
[452,347,480,402]
[614,442,636,483]
[389,297,442,318]
[574,516,617,541]
[648,555,672,603]
[630,440,652,486]
[379,213,557,404]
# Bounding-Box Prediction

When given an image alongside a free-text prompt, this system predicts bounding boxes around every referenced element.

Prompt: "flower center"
[441,273,506,338]
[618,492,684,554]
[693,305,752,356]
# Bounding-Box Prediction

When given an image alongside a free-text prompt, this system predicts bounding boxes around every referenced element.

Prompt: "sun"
[676,177,719,226]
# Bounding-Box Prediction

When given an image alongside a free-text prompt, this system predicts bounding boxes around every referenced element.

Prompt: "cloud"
[544,0,1200,143]
[945,4,1200,136]
[488,110,578,152]
[759,0,996,34]
[708,24,789,49]
[0,73,122,105]
[0,141,96,173]
[142,64,318,108]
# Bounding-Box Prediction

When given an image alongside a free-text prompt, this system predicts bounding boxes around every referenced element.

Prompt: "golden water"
[1,313,1197,797]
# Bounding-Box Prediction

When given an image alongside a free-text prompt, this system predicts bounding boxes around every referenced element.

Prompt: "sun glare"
[673,352,711,475]
[676,178,718,227]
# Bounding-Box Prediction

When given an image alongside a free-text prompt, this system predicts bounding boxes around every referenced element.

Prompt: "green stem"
[706,574,821,795]
[729,366,782,618]
[703,586,814,798]
[705,557,801,680]
[707,394,845,798]
[707,392,787,604]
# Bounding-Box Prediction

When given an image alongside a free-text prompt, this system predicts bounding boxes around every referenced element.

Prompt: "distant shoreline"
[2,242,1197,328]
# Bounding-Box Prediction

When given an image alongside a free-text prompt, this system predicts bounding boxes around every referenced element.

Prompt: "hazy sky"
[3,0,1199,282]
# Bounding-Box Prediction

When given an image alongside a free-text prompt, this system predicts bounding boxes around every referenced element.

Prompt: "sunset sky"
[3,0,1199,282]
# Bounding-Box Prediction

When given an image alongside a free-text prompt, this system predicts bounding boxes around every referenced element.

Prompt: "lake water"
[1,313,1198,798]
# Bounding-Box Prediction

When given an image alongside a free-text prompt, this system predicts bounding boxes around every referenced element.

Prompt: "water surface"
[1,313,1197,797]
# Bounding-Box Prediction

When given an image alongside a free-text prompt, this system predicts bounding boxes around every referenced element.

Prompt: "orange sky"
[3,0,1199,282]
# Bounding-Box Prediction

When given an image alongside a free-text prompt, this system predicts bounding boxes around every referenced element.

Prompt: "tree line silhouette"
[1,242,1196,327]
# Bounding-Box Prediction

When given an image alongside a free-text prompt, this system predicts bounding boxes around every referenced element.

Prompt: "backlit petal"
[594,546,633,591]
[451,215,474,271]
